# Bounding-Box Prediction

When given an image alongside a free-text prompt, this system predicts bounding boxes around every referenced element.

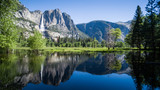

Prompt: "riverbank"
[14,47,139,52]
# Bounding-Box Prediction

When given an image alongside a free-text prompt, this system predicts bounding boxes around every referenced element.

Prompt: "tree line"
[125,0,160,50]
[17,30,124,49]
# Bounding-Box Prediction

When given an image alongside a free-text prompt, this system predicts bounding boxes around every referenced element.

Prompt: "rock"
[15,4,88,39]
[116,20,131,29]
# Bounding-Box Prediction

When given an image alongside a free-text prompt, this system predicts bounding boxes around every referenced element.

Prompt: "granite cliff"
[15,4,88,40]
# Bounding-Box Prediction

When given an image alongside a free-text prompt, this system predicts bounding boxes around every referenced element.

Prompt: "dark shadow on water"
[125,51,160,90]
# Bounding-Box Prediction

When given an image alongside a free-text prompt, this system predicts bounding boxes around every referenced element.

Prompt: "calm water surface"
[0,51,160,90]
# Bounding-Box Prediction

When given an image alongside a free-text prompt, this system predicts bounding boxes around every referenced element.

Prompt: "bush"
[28,31,46,50]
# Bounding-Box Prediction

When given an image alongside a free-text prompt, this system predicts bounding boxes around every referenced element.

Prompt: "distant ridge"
[77,20,130,42]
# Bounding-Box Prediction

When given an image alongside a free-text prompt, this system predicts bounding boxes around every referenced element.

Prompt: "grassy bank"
[14,47,138,52]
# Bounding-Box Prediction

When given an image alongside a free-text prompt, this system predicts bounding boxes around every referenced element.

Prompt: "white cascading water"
[40,14,45,32]
[41,64,44,81]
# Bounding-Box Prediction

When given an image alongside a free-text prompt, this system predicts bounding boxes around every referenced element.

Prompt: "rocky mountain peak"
[15,5,88,40]
[54,8,61,12]
[43,8,66,27]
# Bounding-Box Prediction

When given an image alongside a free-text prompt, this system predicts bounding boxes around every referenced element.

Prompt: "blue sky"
[19,0,148,24]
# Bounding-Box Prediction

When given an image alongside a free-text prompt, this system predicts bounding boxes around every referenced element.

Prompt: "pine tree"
[156,1,160,49]
[146,0,157,49]
[131,5,143,49]
[142,17,150,49]
[101,40,106,47]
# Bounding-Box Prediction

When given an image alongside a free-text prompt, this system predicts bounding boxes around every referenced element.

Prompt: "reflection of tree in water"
[0,52,131,89]
[105,53,122,71]
[0,54,19,85]
[76,53,127,75]
[28,54,45,73]
[125,51,160,90]
[110,60,122,71]
[0,53,46,89]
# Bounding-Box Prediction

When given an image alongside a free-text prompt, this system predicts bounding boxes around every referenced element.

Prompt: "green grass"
[14,47,139,52]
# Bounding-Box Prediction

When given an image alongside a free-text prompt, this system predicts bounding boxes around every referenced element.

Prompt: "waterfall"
[41,64,44,81]
[40,14,45,32]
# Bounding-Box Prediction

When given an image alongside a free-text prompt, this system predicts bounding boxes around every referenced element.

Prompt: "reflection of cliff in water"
[0,53,89,89]
[76,53,130,75]
[0,52,131,89]
[42,53,89,86]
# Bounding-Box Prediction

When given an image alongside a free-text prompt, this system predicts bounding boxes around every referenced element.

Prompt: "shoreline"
[12,47,154,53]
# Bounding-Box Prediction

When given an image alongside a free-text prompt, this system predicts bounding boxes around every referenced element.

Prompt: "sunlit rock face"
[15,4,88,40]
[15,5,42,32]
[43,9,68,31]
[15,8,42,25]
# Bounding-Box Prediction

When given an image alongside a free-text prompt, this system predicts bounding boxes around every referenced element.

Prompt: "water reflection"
[0,51,160,90]
[125,51,160,90]
[76,53,130,75]
[42,53,89,86]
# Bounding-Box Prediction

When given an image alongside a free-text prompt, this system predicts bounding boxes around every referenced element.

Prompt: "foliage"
[110,60,122,71]
[110,28,122,41]
[115,41,125,47]
[125,0,160,50]
[28,31,46,50]
[125,33,132,47]
[0,0,19,51]
[131,5,143,49]
[145,0,158,49]
[29,54,45,73]
[108,28,122,49]
[0,54,19,85]
[101,40,106,47]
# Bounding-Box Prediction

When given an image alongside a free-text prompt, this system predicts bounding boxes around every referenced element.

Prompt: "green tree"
[93,37,98,48]
[28,31,46,50]
[125,33,132,47]
[142,17,150,49]
[145,0,157,49]
[156,1,160,49]
[115,41,125,47]
[17,32,28,47]
[0,0,19,53]
[110,28,122,49]
[46,38,52,47]
[131,5,143,49]
[101,40,106,47]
